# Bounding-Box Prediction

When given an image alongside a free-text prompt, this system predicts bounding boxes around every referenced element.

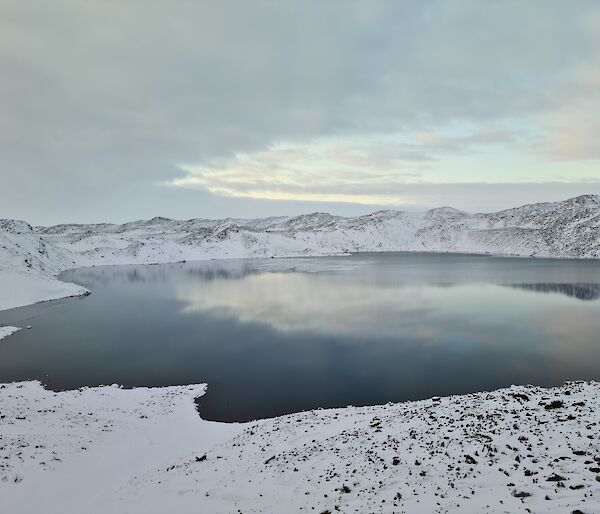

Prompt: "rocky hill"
[1,195,599,310]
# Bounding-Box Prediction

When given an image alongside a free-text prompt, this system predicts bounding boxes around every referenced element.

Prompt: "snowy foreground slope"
[1,194,599,312]
[1,380,598,514]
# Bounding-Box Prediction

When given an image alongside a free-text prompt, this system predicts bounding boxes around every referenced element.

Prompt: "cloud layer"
[1,1,599,223]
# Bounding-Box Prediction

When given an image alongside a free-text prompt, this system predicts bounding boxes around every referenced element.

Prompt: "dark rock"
[465,455,477,465]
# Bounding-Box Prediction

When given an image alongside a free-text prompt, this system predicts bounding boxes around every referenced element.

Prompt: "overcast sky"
[2,1,600,225]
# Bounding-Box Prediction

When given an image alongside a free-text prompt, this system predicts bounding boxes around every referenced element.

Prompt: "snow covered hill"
[1,379,599,513]
[2,198,600,512]
[0,220,87,311]
[1,195,599,311]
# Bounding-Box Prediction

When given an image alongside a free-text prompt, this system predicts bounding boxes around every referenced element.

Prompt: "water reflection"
[178,274,560,337]
[1,252,599,422]
[507,283,600,300]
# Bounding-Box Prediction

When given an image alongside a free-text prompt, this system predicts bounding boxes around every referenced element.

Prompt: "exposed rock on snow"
[1,195,599,311]
[0,380,598,513]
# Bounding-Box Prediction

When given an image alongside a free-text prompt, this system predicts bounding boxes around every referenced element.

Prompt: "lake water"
[1,252,600,422]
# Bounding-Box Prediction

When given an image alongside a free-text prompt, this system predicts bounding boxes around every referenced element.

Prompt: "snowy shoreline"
[2,194,600,313]
[0,246,597,315]
[1,380,598,513]
[2,195,600,512]
[0,326,21,341]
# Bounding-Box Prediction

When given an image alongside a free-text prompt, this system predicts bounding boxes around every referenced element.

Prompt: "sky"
[1,1,600,225]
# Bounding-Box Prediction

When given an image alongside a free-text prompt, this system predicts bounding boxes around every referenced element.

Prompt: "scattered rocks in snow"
[1,380,599,513]
[142,380,600,513]
[544,400,565,410]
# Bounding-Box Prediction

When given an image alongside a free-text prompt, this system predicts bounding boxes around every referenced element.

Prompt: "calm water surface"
[1,252,600,422]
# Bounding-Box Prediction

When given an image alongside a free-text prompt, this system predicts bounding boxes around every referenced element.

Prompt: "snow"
[1,380,598,513]
[0,271,88,312]
[0,326,20,341]
[1,194,599,312]
[1,195,600,512]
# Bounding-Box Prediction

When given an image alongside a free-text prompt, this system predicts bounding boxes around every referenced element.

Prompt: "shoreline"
[2,207,600,511]
[3,247,600,316]
[1,379,598,513]
[2,194,599,314]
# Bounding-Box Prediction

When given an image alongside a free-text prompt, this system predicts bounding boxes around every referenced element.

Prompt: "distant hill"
[1,195,599,310]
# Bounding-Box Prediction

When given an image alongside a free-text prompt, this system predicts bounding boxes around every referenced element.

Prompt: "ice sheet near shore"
[0,271,88,312]
[0,326,21,341]
[1,194,600,312]
[1,380,598,513]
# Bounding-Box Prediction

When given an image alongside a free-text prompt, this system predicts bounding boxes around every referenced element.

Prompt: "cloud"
[542,32,600,159]
[526,10,600,161]
[1,1,599,223]
[169,137,423,206]
[167,129,528,205]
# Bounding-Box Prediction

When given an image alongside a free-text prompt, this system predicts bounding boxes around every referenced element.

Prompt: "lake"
[1,252,600,422]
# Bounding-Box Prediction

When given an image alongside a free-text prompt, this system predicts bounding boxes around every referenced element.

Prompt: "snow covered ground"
[1,380,598,513]
[1,194,600,312]
[1,195,600,512]
[0,270,88,311]
[0,326,20,341]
